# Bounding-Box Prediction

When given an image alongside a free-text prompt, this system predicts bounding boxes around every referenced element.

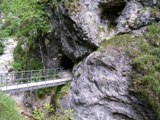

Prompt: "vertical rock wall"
[71,49,157,120]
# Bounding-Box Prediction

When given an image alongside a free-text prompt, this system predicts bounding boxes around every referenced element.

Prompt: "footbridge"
[0,68,72,93]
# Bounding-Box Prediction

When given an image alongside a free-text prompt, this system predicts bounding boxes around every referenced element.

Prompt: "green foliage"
[49,109,74,120]
[0,0,51,70]
[32,84,70,113]
[33,103,54,120]
[12,38,43,71]
[30,84,71,120]
[51,84,70,109]
[34,83,70,108]
[11,62,23,71]
[0,91,23,120]
[34,87,54,99]
[99,22,160,119]
[146,22,160,47]
[0,0,50,38]
[33,103,73,120]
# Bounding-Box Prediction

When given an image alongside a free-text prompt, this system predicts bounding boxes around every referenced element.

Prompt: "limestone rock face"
[59,3,97,62]
[71,49,157,120]
[70,0,115,46]
[116,1,160,34]
[116,1,143,34]
[42,0,160,65]
[37,4,97,68]
[70,0,160,37]
[36,6,63,68]
[137,0,160,7]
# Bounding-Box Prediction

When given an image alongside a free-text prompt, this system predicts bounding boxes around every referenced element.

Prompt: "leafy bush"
[12,38,43,71]
[48,109,73,120]
[34,84,70,108]
[33,103,54,120]
[0,0,50,38]
[0,91,23,120]
[0,0,51,70]
[33,103,73,120]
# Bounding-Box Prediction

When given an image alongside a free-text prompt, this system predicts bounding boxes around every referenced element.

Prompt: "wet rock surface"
[71,49,157,120]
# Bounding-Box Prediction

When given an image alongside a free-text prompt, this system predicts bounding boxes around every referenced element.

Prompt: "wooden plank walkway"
[0,77,72,93]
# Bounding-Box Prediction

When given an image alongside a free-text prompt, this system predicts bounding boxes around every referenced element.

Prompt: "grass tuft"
[0,91,23,120]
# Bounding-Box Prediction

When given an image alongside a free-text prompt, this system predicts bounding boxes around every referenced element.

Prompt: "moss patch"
[99,22,160,119]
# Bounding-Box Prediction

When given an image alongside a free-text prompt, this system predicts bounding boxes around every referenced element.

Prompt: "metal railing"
[0,68,69,91]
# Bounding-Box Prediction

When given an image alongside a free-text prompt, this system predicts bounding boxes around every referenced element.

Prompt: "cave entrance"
[60,55,74,70]
[99,2,126,26]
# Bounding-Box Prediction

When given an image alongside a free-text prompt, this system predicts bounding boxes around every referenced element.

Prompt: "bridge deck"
[0,77,72,93]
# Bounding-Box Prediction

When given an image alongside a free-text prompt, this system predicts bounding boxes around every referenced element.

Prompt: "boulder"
[71,49,157,120]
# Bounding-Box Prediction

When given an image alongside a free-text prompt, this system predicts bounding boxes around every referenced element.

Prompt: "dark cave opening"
[60,55,74,70]
[99,2,126,26]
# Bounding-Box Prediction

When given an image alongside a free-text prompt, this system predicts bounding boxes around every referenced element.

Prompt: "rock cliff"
[67,0,160,120]
[10,0,160,119]
[71,49,156,120]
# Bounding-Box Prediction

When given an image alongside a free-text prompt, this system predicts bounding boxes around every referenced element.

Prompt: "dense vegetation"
[30,84,72,120]
[100,23,160,119]
[0,0,52,70]
[0,1,73,120]
[0,0,50,37]
[0,92,23,120]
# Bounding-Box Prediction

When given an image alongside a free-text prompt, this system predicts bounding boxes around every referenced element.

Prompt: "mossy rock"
[99,22,160,119]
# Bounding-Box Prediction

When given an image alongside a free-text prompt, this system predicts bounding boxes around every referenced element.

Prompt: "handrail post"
[45,69,47,82]
[31,70,32,83]
[54,69,56,79]
[16,73,19,89]
[22,71,23,85]
[27,71,28,87]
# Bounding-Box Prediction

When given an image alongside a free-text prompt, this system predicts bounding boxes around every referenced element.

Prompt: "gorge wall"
[11,0,160,119]
[66,0,160,119]
[71,49,156,120]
